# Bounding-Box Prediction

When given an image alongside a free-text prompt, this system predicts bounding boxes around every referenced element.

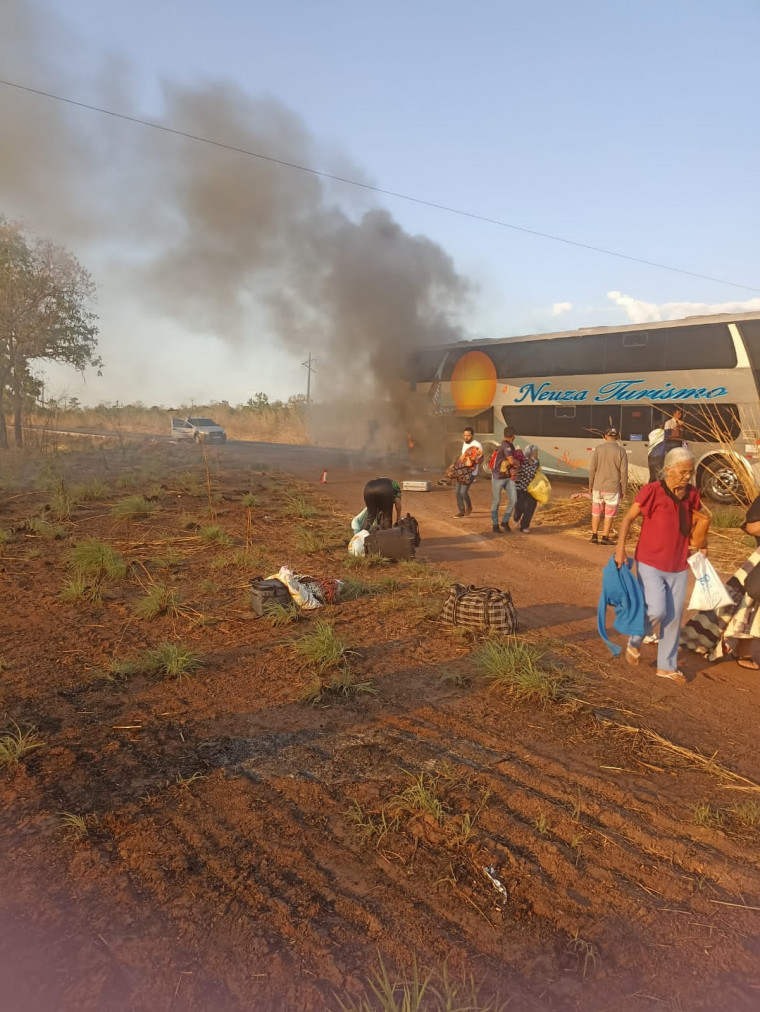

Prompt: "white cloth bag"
[687,553,733,611]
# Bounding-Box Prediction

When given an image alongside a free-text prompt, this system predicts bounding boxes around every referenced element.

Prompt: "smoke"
[0,0,470,419]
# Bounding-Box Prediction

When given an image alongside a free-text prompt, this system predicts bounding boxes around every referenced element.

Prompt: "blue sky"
[1,0,759,405]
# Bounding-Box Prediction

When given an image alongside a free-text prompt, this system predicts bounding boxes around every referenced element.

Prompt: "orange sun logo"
[450,351,497,412]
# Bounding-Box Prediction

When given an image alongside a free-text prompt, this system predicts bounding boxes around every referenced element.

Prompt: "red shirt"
[634,481,701,573]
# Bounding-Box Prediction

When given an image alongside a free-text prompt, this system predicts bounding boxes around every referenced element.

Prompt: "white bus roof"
[434,311,760,351]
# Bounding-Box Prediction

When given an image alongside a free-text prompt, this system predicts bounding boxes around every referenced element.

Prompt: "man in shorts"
[589,427,628,546]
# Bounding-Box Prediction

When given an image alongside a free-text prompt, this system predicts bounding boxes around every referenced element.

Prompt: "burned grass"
[2,441,760,1011]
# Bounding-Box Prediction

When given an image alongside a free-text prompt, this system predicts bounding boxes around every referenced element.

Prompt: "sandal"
[656,669,687,684]
[737,658,760,671]
[625,645,640,666]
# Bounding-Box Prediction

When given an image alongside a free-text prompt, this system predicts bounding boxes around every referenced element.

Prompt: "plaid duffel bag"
[441,583,518,635]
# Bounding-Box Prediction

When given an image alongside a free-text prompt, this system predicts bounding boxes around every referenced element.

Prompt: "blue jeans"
[628,562,689,672]
[491,478,516,526]
[455,482,472,513]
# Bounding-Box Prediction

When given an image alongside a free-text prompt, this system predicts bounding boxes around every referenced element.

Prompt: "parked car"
[171,417,227,444]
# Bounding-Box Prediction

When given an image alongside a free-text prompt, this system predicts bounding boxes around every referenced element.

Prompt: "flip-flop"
[625,646,640,666]
[656,669,687,684]
[737,658,760,671]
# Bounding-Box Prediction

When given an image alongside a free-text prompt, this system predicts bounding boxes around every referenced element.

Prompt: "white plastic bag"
[687,553,733,611]
[348,530,370,557]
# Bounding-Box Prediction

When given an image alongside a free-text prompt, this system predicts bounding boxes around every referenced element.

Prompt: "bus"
[408,312,760,503]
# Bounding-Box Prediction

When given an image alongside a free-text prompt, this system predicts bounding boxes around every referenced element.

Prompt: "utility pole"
[302,352,316,407]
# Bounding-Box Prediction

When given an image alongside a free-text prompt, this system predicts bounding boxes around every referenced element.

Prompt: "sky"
[1,0,759,407]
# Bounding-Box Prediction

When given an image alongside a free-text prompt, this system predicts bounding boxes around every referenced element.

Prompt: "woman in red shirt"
[614,447,704,684]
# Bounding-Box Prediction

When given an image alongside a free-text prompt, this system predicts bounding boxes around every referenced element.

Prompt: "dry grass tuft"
[0,724,44,767]
[476,639,577,702]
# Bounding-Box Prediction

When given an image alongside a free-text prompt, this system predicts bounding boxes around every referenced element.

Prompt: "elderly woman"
[681,495,760,669]
[614,447,705,684]
[512,444,540,533]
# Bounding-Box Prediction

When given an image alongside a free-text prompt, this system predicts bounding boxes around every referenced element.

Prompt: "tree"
[246,392,269,410]
[0,218,101,448]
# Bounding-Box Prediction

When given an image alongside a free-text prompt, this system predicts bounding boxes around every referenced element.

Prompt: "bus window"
[548,335,606,377]
[590,404,622,437]
[738,321,760,394]
[501,404,543,436]
[620,405,652,442]
[682,404,741,442]
[605,331,666,372]
[540,405,592,437]
[664,324,736,370]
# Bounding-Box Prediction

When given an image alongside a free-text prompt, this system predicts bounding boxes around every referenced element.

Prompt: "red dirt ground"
[1,438,759,1011]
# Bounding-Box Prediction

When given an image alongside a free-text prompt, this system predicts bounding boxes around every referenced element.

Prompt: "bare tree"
[0,218,100,448]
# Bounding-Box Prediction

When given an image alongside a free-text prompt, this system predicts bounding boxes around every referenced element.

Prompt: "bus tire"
[698,457,742,505]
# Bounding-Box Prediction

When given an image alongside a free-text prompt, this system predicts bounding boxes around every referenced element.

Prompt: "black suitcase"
[397,513,421,547]
[365,526,416,561]
[250,577,292,616]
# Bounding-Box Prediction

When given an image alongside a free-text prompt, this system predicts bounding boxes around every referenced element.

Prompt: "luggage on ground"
[365,526,416,561]
[250,577,293,616]
[441,583,518,634]
[397,512,421,547]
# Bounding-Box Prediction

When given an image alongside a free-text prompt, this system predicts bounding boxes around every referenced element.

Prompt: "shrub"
[198,525,233,546]
[71,479,108,501]
[0,724,44,767]
[67,539,128,582]
[108,643,201,680]
[293,620,356,672]
[133,583,182,619]
[48,480,80,520]
[23,514,66,539]
[282,494,317,520]
[476,639,575,703]
[111,495,157,519]
[60,576,102,604]
[335,958,508,1012]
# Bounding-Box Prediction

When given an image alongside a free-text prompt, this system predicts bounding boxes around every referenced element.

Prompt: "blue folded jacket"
[597,556,646,656]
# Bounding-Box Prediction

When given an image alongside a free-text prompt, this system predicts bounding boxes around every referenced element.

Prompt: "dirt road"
[2,438,759,1011]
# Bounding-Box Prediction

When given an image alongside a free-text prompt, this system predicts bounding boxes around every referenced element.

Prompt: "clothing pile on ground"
[251,566,343,614]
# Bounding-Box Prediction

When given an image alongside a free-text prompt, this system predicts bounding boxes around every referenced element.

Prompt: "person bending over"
[362,478,401,530]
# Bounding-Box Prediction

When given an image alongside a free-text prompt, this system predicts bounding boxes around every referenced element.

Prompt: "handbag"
[527,468,551,505]
[441,584,518,635]
[689,509,711,550]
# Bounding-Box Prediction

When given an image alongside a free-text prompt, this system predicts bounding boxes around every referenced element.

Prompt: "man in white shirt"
[452,427,483,517]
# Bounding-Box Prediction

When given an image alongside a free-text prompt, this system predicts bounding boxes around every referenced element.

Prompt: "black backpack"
[396,512,421,547]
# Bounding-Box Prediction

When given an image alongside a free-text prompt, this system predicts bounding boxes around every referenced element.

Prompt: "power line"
[2,76,759,294]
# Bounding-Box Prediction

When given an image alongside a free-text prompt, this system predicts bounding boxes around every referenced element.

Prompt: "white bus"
[409,312,760,503]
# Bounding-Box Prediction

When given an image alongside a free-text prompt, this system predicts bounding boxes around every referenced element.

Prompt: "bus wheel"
[699,458,742,504]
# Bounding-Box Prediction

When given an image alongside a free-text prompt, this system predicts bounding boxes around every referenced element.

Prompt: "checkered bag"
[441,583,518,634]
[445,463,474,485]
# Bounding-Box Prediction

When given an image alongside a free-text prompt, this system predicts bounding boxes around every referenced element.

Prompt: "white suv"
[171,417,227,444]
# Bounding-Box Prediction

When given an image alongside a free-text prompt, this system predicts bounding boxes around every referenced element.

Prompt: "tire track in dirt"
[107,770,547,1008]
[184,708,760,988]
